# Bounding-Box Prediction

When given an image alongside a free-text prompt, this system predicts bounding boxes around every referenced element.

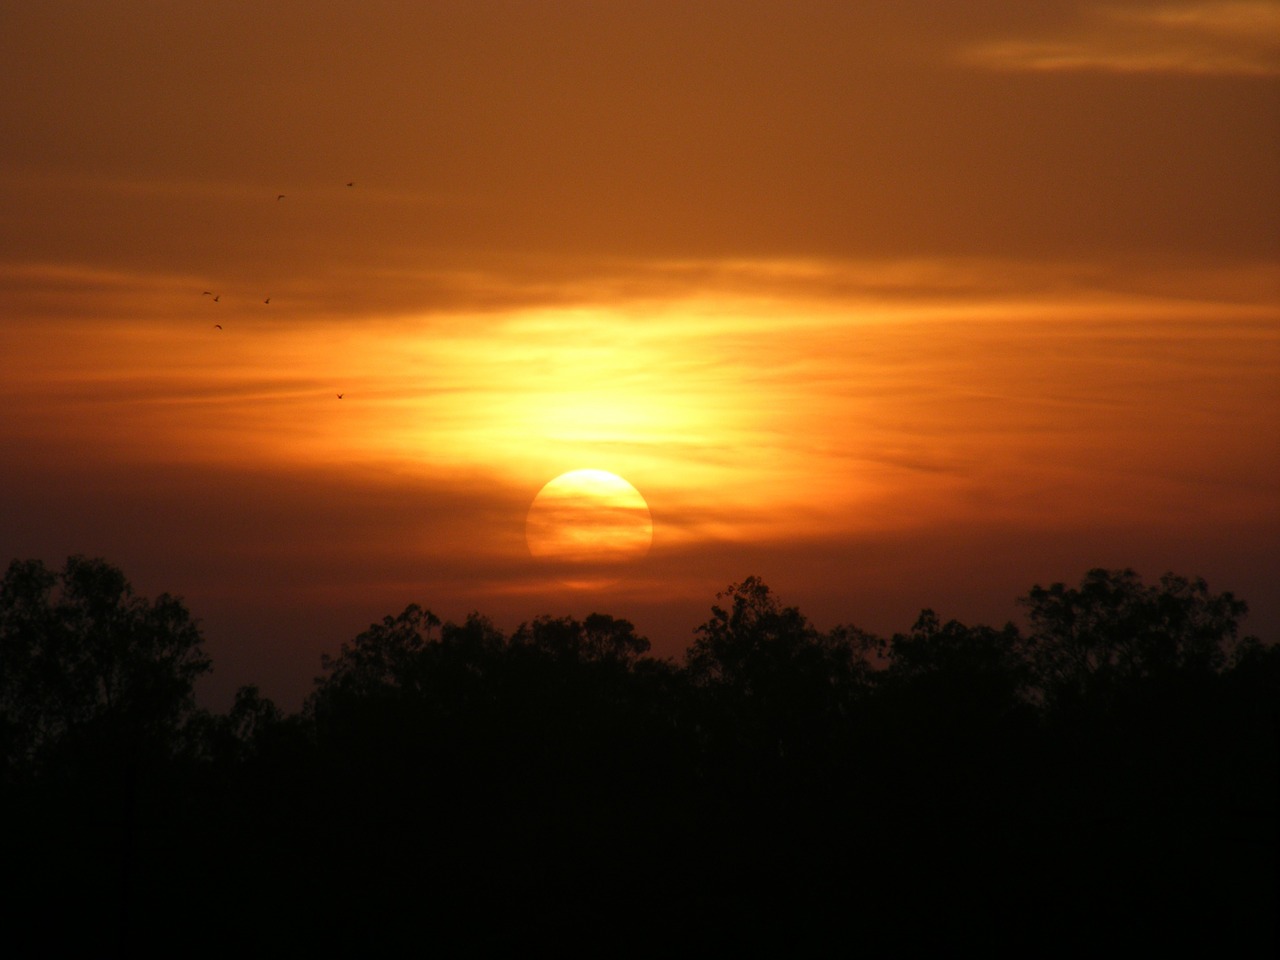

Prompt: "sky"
[2,0,1277,710]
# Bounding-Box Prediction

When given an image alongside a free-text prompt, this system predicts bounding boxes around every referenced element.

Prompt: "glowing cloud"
[962,2,1280,75]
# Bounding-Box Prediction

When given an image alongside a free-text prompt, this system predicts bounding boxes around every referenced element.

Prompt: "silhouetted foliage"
[688,576,807,688]
[584,611,652,662]
[1021,568,1253,710]
[687,576,874,700]
[512,611,651,664]
[0,555,210,778]
[3,558,1274,953]
[684,577,880,780]
[883,609,1032,722]
[314,602,442,695]
[0,557,217,956]
[223,684,283,744]
[193,684,295,768]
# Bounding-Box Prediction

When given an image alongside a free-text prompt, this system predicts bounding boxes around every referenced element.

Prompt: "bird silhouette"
[264,297,271,304]
[337,393,344,399]
[214,324,222,330]
[276,194,286,201]
[202,291,212,296]
[346,182,354,187]
[213,295,220,302]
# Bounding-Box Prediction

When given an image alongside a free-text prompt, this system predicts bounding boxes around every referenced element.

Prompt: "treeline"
[2,558,1276,954]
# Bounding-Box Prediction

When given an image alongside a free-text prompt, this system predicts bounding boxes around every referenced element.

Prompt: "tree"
[510,612,650,664]
[0,555,211,776]
[306,604,508,753]
[888,609,1029,690]
[687,576,816,692]
[312,603,443,700]
[687,577,872,694]
[685,577,876,762]
[198,684,292,766]
[879,610,1033,740]
[1020,568,1252,709]
[583,612,651,663]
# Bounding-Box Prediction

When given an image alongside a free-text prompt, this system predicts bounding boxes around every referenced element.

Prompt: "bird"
[212,295,220,302]
[202,291,212,296]
[213,324,222,330]
[336,393,344,399]
[264,297,271,304]
[346,182,354,187]
[276,194,286,201]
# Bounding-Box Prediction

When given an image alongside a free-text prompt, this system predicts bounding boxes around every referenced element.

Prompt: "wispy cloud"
[963,2,1280,75]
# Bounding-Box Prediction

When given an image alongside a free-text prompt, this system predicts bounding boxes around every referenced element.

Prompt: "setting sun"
[0,0,1274,711]
[526,469,653,586]
[2,2,1275,950]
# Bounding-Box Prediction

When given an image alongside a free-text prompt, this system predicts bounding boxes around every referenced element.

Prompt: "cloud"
[963,2,1280,75]
[4,253,1276,710]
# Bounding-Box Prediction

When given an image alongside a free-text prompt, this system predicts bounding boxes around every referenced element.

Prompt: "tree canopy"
[0,555,210,776]
[1,557,1273,953]
[1020,567,1253,708]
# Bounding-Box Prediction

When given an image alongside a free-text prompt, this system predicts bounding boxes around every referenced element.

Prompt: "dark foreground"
[3,561,1276,953]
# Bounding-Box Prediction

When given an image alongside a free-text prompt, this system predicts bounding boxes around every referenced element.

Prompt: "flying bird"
[213,324,222,330]
[276,194,286,201]
[212,295,220,302]
[346,182,354,187]
[264,297,271,304]
[202,291,212,296]
[337,393,344,399]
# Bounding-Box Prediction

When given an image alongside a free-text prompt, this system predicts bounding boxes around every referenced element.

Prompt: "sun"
[526,470,653,584]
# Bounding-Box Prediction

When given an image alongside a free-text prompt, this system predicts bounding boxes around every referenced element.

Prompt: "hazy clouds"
[1,2,1275,708]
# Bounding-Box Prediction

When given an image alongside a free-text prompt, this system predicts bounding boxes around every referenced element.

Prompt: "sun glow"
[526,469,653,587]
[12,261,1274,590]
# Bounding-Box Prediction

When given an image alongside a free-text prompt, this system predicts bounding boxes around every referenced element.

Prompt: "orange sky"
[2,1,1277,709]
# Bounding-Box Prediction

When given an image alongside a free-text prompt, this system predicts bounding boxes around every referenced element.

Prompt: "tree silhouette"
[313,603,442,697]
[684,577,878,775]
[1020,568,1252,710]
[0,555,210,777]
[0,556,214,955]
[510,611,651,664]
[883,609,1032,723]
[195,684,295,768]
[687,576,871,695]
[1,557,1271,953]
